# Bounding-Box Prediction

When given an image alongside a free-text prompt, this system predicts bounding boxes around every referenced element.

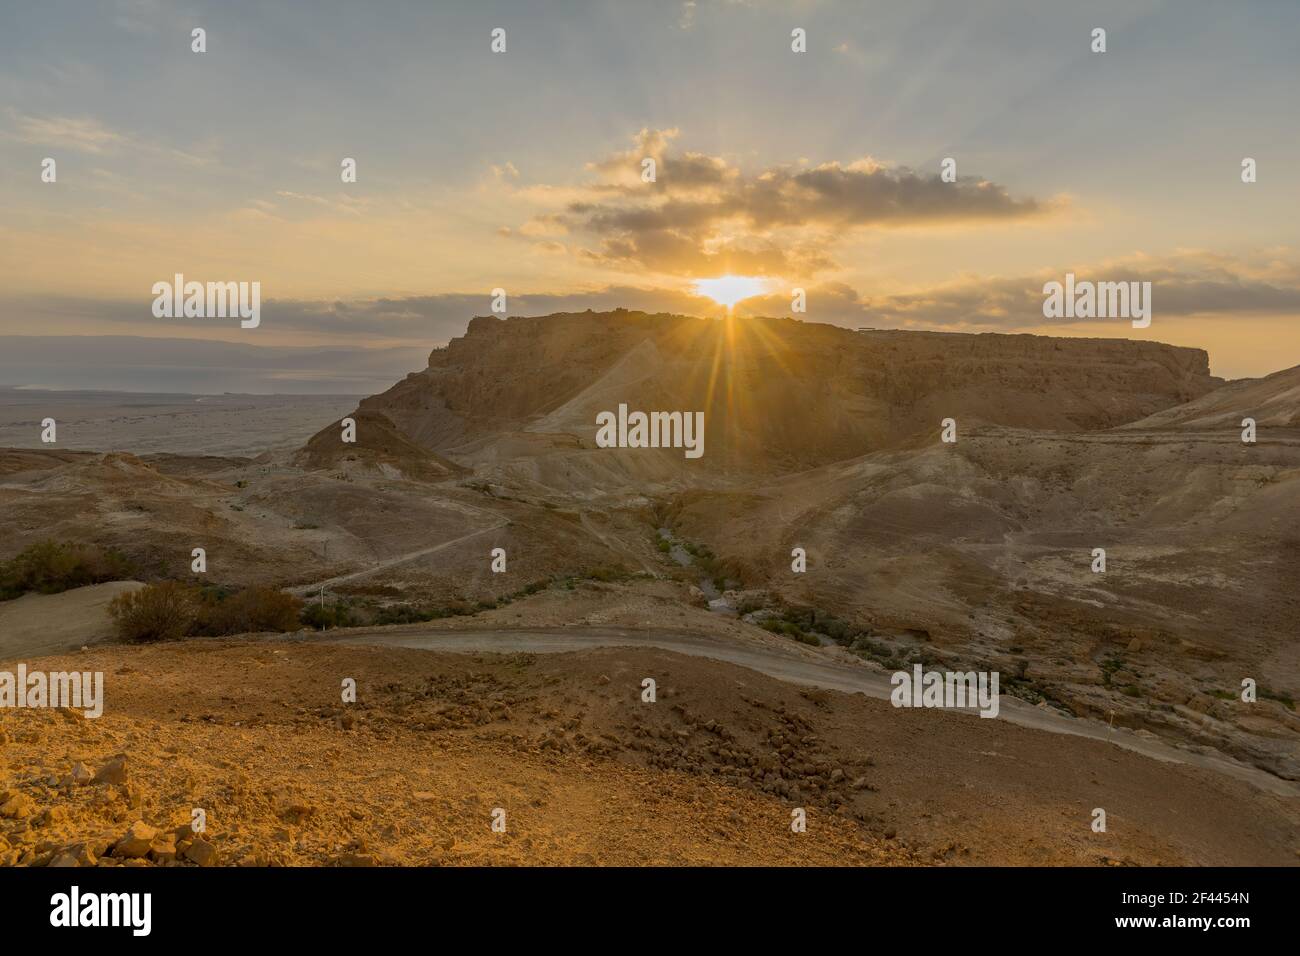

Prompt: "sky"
[2,0,1299,384]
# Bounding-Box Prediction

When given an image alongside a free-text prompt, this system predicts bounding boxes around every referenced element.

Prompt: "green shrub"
[586,565,631,583]
[373,603,438,626]
[0,540,134,600]
[1260,688,1296,711]
[760,618,820,646]
[301,601,359,630]
[107,582,199,643]
[196,586,304,635]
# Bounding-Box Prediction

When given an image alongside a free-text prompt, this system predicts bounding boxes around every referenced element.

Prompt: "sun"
[693,275,771,308]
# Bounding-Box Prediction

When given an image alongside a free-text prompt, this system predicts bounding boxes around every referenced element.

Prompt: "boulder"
[113,821,157,859]
[93,756,128,786]
[182,837,218,867]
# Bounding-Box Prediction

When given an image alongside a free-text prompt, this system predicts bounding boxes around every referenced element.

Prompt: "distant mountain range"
[0,335,428,394]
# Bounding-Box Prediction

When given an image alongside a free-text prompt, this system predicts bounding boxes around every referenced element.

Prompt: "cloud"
[261,289,726,337]
[508,128,1051,280]
[13,113,125,154]
[0,288,722,345]
[489,161,521,181]
[273,190,366,216]
[7,110,215,166]
[677,0,753,32]
[7,250,1296,351]
[746,250,1300,329]
[111,0,170,35]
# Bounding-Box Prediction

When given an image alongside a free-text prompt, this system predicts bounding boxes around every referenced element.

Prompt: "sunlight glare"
[693,275,771,308]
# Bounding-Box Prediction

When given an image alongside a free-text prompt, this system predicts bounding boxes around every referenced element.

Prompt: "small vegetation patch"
[0,540,135,601]
[109,582,304,641]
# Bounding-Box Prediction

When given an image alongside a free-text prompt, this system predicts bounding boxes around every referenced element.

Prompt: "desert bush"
[516,579,549,597]
[1260,688,1296,711]
[757,616,822,646]
[197,586,304,635]
[107,581,199,643]
[585,565,632,583]
[0,540,134,600]
[301,600,359,630]
[373,603,437,626]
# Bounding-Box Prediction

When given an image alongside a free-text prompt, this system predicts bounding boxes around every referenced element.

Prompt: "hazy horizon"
[0,311,1286,395]
[0,333,425,393]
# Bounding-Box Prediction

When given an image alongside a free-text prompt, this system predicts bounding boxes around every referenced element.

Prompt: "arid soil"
[665,425,1300,778]
[0,582,142,660]
[4,638,1296,867]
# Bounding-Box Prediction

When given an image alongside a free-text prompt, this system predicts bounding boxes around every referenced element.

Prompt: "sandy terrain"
[0,582,142,659]
[2,637,1295,867]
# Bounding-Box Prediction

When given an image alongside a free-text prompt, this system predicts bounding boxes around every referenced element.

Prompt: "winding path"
[287,524,508,596]
[313,623,1298,798]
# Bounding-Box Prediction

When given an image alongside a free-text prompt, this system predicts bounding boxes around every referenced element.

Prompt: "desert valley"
[1,310,1297,867]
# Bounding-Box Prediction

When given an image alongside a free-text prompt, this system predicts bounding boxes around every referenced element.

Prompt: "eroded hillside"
[358,312,1220,476]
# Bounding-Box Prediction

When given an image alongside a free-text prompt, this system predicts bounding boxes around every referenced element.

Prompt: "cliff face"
[1122,363,1300,430]
[356,311,1222,472]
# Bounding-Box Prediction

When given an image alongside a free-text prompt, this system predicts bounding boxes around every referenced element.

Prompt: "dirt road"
[319,624,1298,798]
[286,523,508,596]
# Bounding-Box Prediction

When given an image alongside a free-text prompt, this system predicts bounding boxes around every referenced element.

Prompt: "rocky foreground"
[3,638,1296,867]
